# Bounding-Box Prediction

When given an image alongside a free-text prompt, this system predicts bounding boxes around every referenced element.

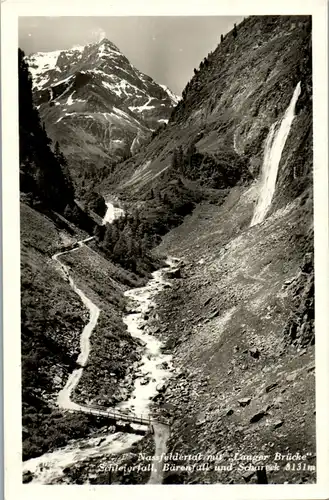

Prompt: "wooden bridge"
[66,403,170,435]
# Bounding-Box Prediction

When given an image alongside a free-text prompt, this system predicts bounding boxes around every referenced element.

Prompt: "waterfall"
[102,201,124,225]
[250,81,301,227]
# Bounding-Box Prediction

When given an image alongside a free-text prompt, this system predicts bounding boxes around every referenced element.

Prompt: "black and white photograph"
[1,1,329,496]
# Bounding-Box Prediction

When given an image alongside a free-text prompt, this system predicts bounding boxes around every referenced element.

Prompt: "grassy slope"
[21,202,85,397]
[21,202,143,460]
[59,244,144,406]
[21,202,98,459]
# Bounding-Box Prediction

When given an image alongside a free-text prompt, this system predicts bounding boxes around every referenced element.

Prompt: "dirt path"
[52,238,101,410]
[24,234,177,484]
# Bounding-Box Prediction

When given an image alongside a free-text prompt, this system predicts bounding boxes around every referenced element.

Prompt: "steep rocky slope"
[95,15,314,484]
[152,190,314,484]
[21,15,314,485]
[26,39,179,187]
[107,15,311,205]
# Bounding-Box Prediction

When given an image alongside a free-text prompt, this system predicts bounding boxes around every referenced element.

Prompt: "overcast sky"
[19,16,243,95]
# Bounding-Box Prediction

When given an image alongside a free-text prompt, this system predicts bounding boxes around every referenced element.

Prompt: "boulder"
[97,437,106,446]
[160,347,172,355]
[286,372,298,382]
[238,397,251,407]
[209,309,220,319]
[152,393,164,402]
[156,382,168,393]
[249,347,260,359]
[272,419,284,429]
[203,297,212,307]
[157,361,169,370]
[250,410,267,423]
[23,471,33,484]
[165,268,181,279]
[242,471,256,483]
[265,382,278,393]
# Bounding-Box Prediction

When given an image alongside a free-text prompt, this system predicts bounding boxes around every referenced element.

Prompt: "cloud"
[89,27,107,43]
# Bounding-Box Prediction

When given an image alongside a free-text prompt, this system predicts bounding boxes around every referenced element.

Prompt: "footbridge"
[66,403,170,435]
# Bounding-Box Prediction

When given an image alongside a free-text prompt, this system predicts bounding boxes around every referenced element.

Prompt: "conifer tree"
[102,224,114,251]
[113,234,128,263]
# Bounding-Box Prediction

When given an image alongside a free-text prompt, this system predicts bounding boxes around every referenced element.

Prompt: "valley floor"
[21,200,176,485]
[21,201,145,463]
[21,178,315,485]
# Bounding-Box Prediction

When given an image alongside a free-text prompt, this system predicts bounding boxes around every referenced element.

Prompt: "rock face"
[25,39,180,185]
[282,252,314,348]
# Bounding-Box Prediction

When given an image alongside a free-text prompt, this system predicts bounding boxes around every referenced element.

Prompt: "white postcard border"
[1,1,328,499]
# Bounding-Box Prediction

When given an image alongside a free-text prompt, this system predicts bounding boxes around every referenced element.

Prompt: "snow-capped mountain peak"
[25,40,179,186]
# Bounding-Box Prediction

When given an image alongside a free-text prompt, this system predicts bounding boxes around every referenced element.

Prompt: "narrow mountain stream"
[23,202,177,484]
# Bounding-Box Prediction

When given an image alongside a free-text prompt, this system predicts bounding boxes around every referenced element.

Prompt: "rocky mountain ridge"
[107,15,311,206]
[26,38,180,187]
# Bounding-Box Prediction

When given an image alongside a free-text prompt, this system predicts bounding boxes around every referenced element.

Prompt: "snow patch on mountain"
[66,92,75,105]
[98,41,122,59]
[28,50,62,87]
[55,75,75,87]
[129,97,155,113]
[112,107,142,126]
